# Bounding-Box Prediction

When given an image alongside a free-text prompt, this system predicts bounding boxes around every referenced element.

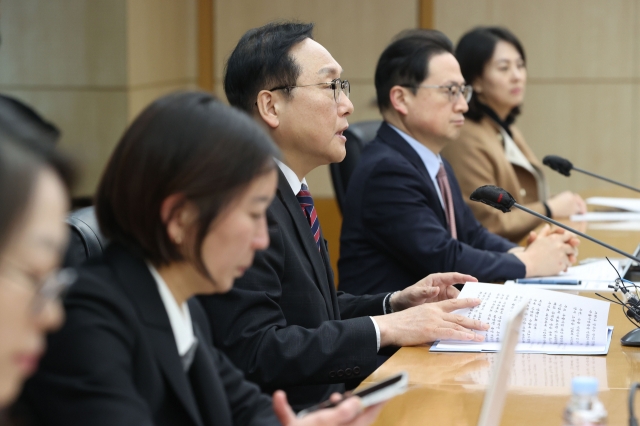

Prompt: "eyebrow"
[318,66,343,76]
[441,80,466,86]
[251,195,273,203]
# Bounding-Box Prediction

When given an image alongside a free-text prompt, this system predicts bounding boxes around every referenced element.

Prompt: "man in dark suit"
[339,29,579,296]
[199,22,489,412]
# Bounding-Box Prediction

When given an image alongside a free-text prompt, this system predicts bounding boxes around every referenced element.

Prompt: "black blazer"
[338,122,526,295]
[199,169,386,412]
[19,244,279,426]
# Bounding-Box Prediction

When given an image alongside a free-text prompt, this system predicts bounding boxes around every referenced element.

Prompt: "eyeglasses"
[269,78,351,103]
[0,260,76,316]
[403,83,473,103]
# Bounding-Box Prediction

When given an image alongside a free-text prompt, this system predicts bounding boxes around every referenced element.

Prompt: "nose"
[338,93,354,117]
[252,217,270,251]
[454,94,469,113]
[34,299,64,333]
[512,66,525,81]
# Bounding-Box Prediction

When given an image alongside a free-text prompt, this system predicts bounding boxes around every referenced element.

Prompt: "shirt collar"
[275,158,308,195]
[387,123,443,182]
[147,263,195,357]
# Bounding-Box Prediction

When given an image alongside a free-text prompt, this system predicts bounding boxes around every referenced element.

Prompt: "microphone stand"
[513,202,640,264]
[571,166,640,194]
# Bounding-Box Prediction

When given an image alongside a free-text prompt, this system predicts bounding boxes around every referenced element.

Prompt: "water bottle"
[563,376,607,425]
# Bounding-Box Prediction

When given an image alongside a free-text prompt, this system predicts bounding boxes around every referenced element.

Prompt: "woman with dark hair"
[442,26,586,242]
[0,138,73,419]
[20,92,382,426]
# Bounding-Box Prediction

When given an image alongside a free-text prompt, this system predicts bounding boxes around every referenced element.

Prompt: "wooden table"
[362,195,640,425]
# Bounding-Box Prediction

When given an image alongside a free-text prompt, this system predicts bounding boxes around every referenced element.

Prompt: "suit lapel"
[377,123,449,227]
[276,170,335,319]
[106,246,204,426]
[187,323,232,426]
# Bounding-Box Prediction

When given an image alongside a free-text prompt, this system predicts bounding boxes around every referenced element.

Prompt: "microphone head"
[542,155,573,176]
[470,185,516,213]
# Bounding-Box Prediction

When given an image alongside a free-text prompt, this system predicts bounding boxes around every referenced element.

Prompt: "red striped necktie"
[436,164,458,239]
[296,184,321,251]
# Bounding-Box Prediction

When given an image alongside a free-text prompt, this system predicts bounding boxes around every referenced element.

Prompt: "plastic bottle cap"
[571,376,598,395]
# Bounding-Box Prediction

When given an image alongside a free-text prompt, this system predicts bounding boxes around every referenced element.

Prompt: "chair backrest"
[62,206,109,268]
[330,120,381,212]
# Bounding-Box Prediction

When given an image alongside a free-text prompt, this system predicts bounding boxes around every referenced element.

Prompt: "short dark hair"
[0,138,74,254]
[0,95,60,145]
[455,26,526,122]
[224,21,314,112]
[375,29,454,113]
[95,92,280,273]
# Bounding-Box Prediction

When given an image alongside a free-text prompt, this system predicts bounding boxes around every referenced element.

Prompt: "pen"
[515,278,582,285]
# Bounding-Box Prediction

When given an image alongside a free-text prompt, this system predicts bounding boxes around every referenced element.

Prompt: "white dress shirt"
[275,159,383,352]
[147,263,196,357]
[388,123,446,210]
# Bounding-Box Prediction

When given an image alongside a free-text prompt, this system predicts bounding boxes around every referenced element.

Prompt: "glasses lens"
[463,85,473,102]
[448,85,460,102]
[31,268,77,315]
[342,80,350,99]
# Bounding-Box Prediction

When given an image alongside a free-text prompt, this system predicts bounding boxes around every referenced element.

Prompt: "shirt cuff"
[369,316,381,352]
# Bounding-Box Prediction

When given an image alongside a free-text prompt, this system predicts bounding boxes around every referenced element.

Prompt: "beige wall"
[4,1,633,199]
[435,0,640,196]
[214,0,418,197]
[0,0,198,196]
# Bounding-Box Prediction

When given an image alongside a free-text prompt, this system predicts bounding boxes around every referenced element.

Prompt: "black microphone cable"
[630,382,640,426]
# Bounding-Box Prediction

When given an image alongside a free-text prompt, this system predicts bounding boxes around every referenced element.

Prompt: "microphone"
[543,155,640,193]
[471,185,640,346]
[470,185,640,264]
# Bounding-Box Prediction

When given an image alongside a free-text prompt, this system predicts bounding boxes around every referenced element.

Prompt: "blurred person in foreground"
[19,92,384,426]
[441,27,585,242]
[0,137,74,423]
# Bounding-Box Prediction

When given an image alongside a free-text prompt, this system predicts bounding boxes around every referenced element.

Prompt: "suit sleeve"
[443,132,545,242]
[361,157,525,282]
[198,211,379,391]
[23,277,155,426]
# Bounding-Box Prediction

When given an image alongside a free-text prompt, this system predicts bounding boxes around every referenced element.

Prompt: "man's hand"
[389,272,478,312]
[374,298,489,347]
[273,390,384,426]
[513,224,580,277]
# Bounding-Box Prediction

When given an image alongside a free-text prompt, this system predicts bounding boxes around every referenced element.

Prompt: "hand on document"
[511,224,580,277]
[390,272,477,311]
[374,297,490,347]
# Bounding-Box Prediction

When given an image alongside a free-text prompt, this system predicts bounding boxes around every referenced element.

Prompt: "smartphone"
[297,371,408,418]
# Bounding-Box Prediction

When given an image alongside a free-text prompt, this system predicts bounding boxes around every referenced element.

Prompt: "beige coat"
[441,116,546,242]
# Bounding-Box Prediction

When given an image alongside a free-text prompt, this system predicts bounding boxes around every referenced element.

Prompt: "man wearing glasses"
[339,29,579,296]
[199,22,490,412]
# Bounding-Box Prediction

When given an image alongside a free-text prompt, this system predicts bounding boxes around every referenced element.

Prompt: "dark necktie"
[436,164,457,239]
[296,184,321,251]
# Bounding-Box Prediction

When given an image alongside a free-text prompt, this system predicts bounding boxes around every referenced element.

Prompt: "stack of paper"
[430,283,612,355]
[504,259,622,292]
[585,197,640,212]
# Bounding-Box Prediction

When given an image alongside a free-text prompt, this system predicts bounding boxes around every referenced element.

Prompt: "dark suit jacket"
[198,169,386,412]
[338,122,526,295]
[20,244,278,426]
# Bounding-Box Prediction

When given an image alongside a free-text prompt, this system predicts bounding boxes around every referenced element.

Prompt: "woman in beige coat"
[442,27,586,242]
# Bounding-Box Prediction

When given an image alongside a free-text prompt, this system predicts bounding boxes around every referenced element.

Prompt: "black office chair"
[330,120,381,213]
[62,206,109,267]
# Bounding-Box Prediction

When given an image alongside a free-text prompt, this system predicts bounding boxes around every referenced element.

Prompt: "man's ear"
[389,86,411,116]
[161,194,197,246]
[256,90,280,129]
